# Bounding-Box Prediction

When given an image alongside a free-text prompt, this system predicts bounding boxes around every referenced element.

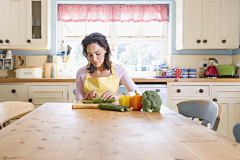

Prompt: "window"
[57,4,169,77]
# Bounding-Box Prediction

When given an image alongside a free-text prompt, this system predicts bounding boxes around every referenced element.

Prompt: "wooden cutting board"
[72,101,119,109]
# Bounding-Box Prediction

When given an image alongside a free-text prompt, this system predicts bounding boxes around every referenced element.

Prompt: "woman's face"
[86,43,106,69]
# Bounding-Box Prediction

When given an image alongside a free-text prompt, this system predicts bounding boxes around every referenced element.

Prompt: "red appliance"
[204,58,220,78]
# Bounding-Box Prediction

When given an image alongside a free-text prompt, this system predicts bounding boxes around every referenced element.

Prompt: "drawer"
[0,84,25,98]
[28,85,69,104]
[212,86,240,98]
[170,85,210,97]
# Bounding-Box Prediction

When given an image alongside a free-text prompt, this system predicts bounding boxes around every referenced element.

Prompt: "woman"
[76,32,140,101]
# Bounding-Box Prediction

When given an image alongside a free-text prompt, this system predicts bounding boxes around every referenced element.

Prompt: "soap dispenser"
[52,64,56,78]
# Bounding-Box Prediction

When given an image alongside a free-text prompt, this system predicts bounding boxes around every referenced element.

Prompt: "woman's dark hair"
[81,32,112,73]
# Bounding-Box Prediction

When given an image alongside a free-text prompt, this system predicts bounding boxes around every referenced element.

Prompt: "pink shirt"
[75,62,140,100]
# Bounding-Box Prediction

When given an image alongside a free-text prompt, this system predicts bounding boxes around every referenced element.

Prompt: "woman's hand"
[84,90,99,100]
[100,90,119,100]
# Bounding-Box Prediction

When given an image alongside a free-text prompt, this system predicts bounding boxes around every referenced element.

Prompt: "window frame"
[56,1,172,77]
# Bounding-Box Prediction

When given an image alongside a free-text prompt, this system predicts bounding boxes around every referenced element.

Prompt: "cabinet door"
[202,0,220,45]
[26,0,47,45]
[28,85,69,108]
[0,0,4,46]
[221,0,239,46]
[0,84,25,102]
[4,0,26,45]
[183,0,202,46]
[212,86,240,140]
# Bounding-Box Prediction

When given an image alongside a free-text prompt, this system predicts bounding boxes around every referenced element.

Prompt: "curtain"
[57,4,169,22]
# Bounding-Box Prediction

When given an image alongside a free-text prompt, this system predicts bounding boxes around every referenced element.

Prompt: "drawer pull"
[197,40,201,43]
[177,89,181,93]
[12,89,16,93]
[28,98,33,102]
[0,40,3,43]
[5,39,9,43]
[213,98,217,102]
[203,39,207,43]
[199,89,204,93]
[156,89,160,92]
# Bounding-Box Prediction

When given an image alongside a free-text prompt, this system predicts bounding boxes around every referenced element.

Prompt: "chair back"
[178,100,222,131]
[0,101,34,129]
[233,123,240,143]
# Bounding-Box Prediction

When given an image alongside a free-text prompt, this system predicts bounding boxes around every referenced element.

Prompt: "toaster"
[217,65,236,78]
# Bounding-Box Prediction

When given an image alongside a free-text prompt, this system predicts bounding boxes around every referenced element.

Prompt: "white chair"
[0,101,34,129]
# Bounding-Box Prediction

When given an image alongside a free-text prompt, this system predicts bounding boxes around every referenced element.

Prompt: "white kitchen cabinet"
[221,0,239,47]
[0,83,26,102]
[0,0,26,46]
[28,84,69,108]
[0,0,5,47]
[0,0,51,50]
[69,82,76,103]
[212,85,240,140]
[167,83,211,111]
[182,0,202,46]
[168,82,240,141]
[0,82,74,108]
[26,0,51,50]
[202,0,220,45]
[176,0,239,50]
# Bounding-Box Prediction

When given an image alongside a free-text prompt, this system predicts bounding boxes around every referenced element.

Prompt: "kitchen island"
[0,102,239,159]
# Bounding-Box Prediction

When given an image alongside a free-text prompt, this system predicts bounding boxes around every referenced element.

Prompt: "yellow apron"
[83,63,119,96]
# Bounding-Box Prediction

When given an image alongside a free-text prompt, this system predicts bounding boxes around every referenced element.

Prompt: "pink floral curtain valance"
[57,4,169,22]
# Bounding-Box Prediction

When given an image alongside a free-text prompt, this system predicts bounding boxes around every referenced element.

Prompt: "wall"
[0,0,238,56]
[168,55,236,78]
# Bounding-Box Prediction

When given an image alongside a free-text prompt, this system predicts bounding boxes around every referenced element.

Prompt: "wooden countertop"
[0,103,239,159]
[1,78,240,83]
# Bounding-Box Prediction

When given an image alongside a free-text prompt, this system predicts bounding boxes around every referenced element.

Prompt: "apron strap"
[111,63,115,75]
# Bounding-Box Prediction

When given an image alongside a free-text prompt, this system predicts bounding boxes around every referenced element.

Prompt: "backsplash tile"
[169,55,233,78]
[1,56,57,78]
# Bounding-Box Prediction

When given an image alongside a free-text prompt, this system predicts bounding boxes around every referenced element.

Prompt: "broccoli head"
[141,90,162,112]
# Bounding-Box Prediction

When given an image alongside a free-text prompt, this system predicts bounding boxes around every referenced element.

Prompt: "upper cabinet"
[0,0,51,50]
[176,0,239,50]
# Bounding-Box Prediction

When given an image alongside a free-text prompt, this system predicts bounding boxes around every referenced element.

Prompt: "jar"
[4,60,11,68]
[0,53,4,58]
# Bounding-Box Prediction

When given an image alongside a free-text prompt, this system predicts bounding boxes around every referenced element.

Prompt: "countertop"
[0,103,239,159]
[1,78,240,83]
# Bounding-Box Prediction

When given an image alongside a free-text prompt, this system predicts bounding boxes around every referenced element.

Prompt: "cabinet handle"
[156,89,160,92]
[177,89,181,93]
[197,40,201,43]
[203,39,207,43]
[0,40,3,43]
[12,89,16,93]
[222,39,226,43]
[28,98,33,102]
[5,39,9,43]
[27,39,31,43]
[199,89,204,93]
[213,98,217,102]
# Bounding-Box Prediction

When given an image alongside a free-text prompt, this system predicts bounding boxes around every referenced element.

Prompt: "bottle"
[51,64,56,78]
[153,70,155,77]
